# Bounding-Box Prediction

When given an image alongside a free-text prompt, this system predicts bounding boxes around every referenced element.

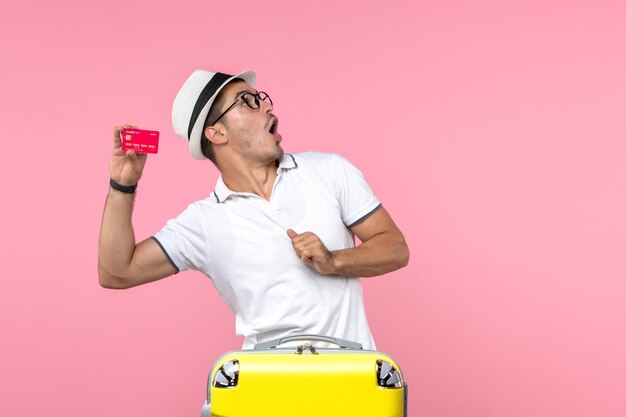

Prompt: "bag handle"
[253,334,363,350]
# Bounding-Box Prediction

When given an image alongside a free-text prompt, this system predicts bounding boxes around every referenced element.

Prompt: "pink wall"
[1,0,625,416]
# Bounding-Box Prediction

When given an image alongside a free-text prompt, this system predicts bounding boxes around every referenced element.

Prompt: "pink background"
[1,0,625,416]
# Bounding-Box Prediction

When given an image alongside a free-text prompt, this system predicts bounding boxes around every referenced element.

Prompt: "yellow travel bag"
[201,334,407,417]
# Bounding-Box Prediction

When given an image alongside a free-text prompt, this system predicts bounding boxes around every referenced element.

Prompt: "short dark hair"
[200,78,245,164]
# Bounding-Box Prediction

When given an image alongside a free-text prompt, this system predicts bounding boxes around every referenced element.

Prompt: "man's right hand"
[110,124,148,186]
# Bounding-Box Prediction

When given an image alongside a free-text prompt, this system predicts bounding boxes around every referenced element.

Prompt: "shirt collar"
[213,154,298,203]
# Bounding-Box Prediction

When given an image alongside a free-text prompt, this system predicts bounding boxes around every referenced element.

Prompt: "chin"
[269,143,284,160]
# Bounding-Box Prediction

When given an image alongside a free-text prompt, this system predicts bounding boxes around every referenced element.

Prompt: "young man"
[98,69,409,349]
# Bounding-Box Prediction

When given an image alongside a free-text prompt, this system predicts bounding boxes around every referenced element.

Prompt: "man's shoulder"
[174,194,220,218]
[290,151,347,168]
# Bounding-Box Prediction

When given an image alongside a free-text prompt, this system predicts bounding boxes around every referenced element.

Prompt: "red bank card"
[121,129,159,154]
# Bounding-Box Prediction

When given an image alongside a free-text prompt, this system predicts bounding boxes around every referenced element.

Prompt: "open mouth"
[268,116,278,134]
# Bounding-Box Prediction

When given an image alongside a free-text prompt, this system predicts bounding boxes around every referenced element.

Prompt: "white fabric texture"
[153,152,381,349]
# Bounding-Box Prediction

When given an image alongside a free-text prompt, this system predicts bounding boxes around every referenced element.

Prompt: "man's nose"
[261,98,273,113]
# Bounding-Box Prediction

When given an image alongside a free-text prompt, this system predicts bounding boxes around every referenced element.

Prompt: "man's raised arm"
[98,125,177,289]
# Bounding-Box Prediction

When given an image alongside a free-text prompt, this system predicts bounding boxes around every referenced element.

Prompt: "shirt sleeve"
[328,153,381,227]
[152,202,209,273]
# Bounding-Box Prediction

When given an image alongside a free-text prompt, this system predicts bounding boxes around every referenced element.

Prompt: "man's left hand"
[286,229,336,275]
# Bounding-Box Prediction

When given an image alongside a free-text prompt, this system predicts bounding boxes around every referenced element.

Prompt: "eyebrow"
[234,89,257,99]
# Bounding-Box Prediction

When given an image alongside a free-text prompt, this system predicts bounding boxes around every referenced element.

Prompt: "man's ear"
[204,125,228,144]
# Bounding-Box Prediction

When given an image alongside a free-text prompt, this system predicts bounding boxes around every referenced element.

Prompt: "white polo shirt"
[153,152,381,350]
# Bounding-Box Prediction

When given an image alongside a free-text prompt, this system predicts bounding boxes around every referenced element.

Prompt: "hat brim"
[188,70,256,160]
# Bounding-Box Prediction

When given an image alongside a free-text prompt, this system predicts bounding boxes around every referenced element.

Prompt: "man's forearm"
[329,231,409,277]
[98,188,138,280]
[287,207,410,277]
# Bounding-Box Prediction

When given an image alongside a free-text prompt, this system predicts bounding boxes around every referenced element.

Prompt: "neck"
[221,159,280,201]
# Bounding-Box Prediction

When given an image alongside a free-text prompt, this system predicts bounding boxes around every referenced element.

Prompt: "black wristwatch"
[109,178,137,194]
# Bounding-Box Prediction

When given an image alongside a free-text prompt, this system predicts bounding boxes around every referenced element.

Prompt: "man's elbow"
[396,241,410,269]
[98,262,132,289]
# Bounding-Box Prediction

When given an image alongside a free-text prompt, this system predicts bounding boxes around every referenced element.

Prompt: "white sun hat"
[172,69,256,160]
